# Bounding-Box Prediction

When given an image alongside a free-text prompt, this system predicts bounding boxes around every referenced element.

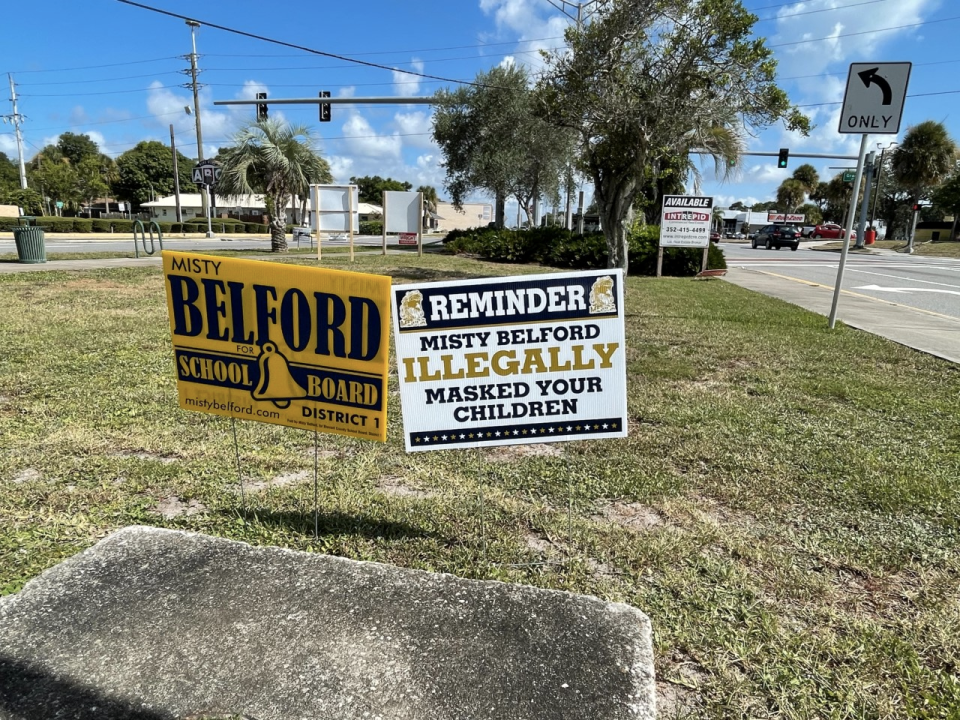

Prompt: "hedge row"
[0,217,270,233]
[444,225,726,277]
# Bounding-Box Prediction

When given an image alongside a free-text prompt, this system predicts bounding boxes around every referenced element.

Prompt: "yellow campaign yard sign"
[162,251,390,441]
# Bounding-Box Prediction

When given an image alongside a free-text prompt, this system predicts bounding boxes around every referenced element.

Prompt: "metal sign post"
[829,62,911,330]
[192,161,222,238]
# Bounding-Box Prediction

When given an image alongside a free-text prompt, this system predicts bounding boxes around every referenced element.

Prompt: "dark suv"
[752,224,800,251]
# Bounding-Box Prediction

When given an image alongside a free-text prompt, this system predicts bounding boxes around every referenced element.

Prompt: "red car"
[811,223,856,240]
[710,231,721,243]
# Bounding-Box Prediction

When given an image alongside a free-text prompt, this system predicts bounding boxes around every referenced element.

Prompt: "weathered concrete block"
[0,526,655,719]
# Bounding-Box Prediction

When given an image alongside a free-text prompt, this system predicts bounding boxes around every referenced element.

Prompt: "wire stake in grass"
[476,447,487,558]
[231,416,246,522]
[313,429,319,541]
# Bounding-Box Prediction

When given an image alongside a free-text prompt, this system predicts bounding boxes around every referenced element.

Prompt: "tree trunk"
[594,171,636,272]
[494,192,506,229]
[270,215,287,252]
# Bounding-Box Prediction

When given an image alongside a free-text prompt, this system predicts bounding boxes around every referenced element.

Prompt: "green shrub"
[627,224,726,276]
[360,221,383,235]
[444,222,726,276]
[72,219,93,233]
[92,219,113,232]
[111,219,134,233]
[36,216,75,232]
[0,217,24,231]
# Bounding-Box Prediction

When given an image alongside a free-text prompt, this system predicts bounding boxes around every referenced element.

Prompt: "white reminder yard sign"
[659,195,713,248]
[391,270,627,452]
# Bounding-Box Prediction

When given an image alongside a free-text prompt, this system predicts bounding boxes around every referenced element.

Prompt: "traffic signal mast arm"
[689,150,861,161]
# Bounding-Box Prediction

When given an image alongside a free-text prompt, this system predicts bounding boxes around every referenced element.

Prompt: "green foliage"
[34,216,79,232]
[444,224,724,276]
[72,218,93,233]
[0,188,42,216]
[891,121,958,203]
[111,219,134,233]
[92,219,113,232]
[349,175,411,204]
[627,224,727,276]
[433,64,574,225]
[360,220,383,235]
[0,152,20,191]
[536,0,809,269]
[57,132,100,166]
[114,141,198,208]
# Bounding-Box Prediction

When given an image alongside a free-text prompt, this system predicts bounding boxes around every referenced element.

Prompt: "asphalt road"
[721,241,960,320]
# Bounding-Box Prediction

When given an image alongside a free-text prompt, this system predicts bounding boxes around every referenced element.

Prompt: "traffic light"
[777,148,789,169]
[256,92,268,121]
[319,91,331,122]
[912,204,920,212]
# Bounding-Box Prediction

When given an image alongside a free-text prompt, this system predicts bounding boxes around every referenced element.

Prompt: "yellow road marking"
[750,269,960,323]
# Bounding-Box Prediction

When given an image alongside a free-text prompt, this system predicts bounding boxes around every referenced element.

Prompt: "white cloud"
[394,111,437,149]
[479,0,571,72]
[0,134,18,156]
[772,0,936,82]
[393,59,424,96]
[340,113,402,159]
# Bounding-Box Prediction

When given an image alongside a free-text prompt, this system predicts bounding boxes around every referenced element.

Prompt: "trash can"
[293,226,312,247]
[13,224,46,264]
[865,228,877,245]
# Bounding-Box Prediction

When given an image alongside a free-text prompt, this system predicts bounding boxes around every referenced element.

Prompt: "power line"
[756,0,892,23]
[780,58,960,82]
[4,55,180,75]
[203,35,567,59]
[769,14,960,47]
[115,0,491,88]
[17,71,181,87]
[795,88,960,108]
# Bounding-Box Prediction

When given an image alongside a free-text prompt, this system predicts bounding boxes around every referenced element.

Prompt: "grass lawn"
[812,239,960,259]
[1,253,959,718]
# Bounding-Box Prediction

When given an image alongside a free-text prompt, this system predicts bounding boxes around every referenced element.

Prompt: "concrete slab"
[725,267,960,364]
[0,527,655,720]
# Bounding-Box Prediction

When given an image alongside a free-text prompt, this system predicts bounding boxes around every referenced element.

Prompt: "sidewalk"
[725,267,960,364]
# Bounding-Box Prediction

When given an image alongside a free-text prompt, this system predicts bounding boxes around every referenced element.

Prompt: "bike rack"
[133,219,164,258]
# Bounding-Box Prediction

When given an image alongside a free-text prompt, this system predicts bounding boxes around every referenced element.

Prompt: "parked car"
[752,224,801,251]
[801,225,816,237]
[710,230,721,243]
[811,223,856,240]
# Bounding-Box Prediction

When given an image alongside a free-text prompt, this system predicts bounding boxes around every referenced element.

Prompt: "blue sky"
[1,0,955,217]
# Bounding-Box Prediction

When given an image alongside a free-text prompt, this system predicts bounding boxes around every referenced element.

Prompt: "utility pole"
[854,151,876,249]
[870,142,897,232]
[185,20,213,237]
[543,0,600,30]
[6,74,27,189]
[170,124,182,223]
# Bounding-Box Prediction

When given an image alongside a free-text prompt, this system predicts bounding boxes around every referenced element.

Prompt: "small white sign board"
[384,191,421,234]
[311,185,359,232]
[838,62,911,135]
[659,196,713,248]
[391,269,628,452]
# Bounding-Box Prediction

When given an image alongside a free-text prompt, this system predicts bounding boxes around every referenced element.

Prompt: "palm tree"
[776,178,806,213]
[791,164,819,195]
[891,121,957,207]
[216,119,332,252]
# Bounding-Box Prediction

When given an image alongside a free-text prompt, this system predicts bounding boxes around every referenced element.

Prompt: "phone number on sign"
[663,226,706,234]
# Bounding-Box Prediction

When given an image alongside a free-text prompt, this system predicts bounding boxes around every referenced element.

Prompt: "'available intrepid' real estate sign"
[659,195,713,248]
[162,251,390,441]
[391,270,628,452]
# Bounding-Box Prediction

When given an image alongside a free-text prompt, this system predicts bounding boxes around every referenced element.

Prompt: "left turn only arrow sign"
[192,161,222,186]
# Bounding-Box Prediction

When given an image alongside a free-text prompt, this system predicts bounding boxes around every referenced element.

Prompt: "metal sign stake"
[231,416,246,521]
[828,133,870,329]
